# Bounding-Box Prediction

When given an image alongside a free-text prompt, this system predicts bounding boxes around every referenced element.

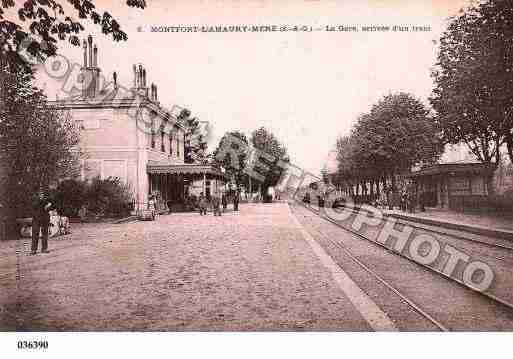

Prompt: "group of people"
[197,190,239,216]
[145,189,241,219]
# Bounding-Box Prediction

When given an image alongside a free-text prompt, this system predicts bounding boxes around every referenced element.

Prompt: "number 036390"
[17,340,49,350]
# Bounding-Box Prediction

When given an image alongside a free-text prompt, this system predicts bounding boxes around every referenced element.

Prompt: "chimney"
[113,72,118,88]
[82,40,87,68]
[93,44,98,67]
[133,65,137,87]
[154,85,158,102]
[142,68,146,87]
[81,35,101,98]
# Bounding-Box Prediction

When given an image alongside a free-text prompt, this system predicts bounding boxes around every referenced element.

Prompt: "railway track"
[328,204,513,268]
[290,201,513,330]
[343,204,513,251]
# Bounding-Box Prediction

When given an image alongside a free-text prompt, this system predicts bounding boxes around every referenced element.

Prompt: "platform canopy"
[404,163,495,178]
[147,163,226,178]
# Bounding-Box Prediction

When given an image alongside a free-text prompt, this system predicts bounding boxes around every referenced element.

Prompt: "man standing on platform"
[221,192,228,212]
[233,188,240,211]
[198,192,207,215]
[30,191,52,255]
[212,191,222,216]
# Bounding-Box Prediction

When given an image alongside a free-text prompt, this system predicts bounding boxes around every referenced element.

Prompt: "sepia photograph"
[1,0,513,357]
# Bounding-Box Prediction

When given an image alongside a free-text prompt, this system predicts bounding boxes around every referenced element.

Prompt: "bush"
[51,177,134,219]
[85,177,134,218]
[489,188,513,213]
[51,179,88,217]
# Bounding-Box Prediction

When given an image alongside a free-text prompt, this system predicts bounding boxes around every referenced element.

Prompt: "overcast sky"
[35,0,471,176]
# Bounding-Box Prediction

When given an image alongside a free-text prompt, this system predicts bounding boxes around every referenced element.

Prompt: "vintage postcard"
[1,0,512,357]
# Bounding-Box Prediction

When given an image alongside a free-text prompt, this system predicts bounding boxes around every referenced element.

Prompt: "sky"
[32,0,472,176]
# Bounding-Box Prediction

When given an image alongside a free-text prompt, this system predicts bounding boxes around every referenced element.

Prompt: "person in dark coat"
[31,191,52,255]
[233,189,240,211]
[212,192,222,216]
[198,192,207,215]
[221,192,228,211]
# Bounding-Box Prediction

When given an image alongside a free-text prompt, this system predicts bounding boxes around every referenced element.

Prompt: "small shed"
[404,163,495,211]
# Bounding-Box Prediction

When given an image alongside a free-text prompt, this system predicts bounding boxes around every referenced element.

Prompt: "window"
[177,132,180,158]
[82,118,100,129]
[169,132,173,156]
[183,133,186,159]
[83,160,101,181]
[450,177,470,191]
[161,131,165,152]
[150,118,155,149]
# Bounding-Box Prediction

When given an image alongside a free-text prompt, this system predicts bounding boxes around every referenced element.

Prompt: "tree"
[0,0,146,71]
[431,0,513,166]
[213,131,248,186]
[332,93,442,204]
[180,109,209,164]
[352,93,442,189]
[249,127,289,198]
[321,165,329,185]
[0,63,80,234]
[334,135,358,196]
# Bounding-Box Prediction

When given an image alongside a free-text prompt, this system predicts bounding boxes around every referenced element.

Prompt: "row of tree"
[212,127,289,198]
[332,93,442,198]
[332,0,513,198]
[175,108,290,198]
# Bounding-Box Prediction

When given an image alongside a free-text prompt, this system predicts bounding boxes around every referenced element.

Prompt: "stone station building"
[51,35,225,212]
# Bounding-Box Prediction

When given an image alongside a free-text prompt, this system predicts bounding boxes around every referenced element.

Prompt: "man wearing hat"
[30,191,53,255]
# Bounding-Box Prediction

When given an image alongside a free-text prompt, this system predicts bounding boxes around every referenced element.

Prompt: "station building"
[405,145,513,211]
[52,36,224,212]
[404,162,495,210]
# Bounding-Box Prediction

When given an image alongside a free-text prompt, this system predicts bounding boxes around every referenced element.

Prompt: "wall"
[62,103,187,211]
[72,108,137,148]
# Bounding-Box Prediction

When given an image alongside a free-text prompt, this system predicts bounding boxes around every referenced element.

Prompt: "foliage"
[486,187,513,212]
[85,177,133,218]
[333,93,442,194]
[51,179,88,217]
[180,109,209,164]
[0,0,146,71]
[49,177,134,218]
[321,165,329,185]
[353,93,442,177]
[250,127,289,196]
[430,0,513,165]
[213,131,248,185]
[0,63,80,226]
[333,135,358,193]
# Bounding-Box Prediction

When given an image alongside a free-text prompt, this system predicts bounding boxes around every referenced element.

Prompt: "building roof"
[147,163,226,178]
[48,86,186,130]
[405,162,495,178]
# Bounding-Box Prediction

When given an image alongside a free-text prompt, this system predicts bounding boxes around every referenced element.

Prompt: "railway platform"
[2,202,513,331]
[1,203,384,331]
[385,208,513,241]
